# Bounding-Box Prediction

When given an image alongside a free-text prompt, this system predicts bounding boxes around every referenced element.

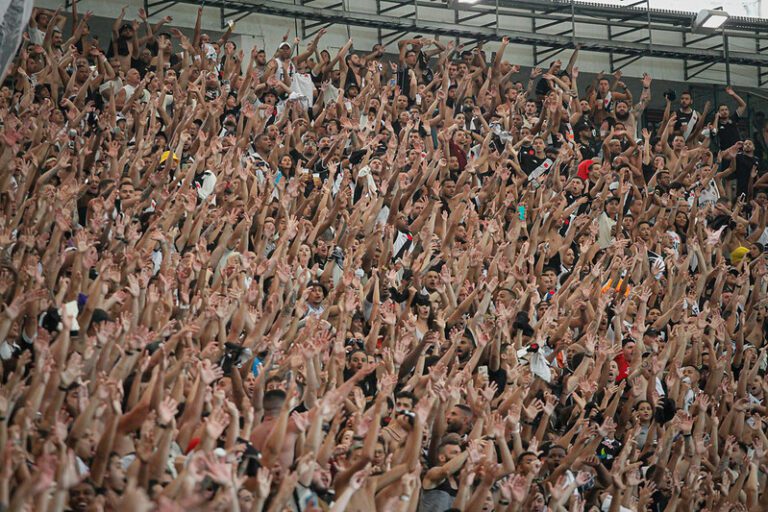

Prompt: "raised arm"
[725,86,747,117]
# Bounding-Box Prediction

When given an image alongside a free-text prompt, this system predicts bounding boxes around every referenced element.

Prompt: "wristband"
[158,422,170,429]
[399,495,409,502]
[499,499,511,506]
[58,385,70,392]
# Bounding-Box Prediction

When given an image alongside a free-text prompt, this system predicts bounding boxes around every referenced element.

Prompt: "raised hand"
[157,397,178,426]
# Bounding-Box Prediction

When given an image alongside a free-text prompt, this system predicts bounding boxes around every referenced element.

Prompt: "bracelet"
[399,495,409,502]
[499,499,511,506]
[158,422,170,429]
[683,433,692,438]
[58,385,70,392]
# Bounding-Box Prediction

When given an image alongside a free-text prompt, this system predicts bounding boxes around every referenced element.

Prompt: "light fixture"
[693,9,730,31]
[458,0,481,4]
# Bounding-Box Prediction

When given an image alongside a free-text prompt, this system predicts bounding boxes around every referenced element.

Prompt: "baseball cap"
[278,42,291,49]
[91,308,112,325]
[160,151,179,164]
[731,246,749,264]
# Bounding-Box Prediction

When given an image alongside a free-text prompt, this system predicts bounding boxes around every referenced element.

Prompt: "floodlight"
[458,0,481,4]
[693,9,730,31]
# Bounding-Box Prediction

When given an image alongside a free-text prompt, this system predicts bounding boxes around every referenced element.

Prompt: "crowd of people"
[1,3,768,511]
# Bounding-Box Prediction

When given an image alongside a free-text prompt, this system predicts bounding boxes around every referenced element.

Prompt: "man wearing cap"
[108,7,144,70]
[266,40,296,86]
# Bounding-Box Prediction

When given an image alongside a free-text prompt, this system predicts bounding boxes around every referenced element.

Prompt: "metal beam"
[534,47,566,66]
[413,1,768,40]
[303,22,332,39]
[685,33,719,46]
[383,30,407,47]
[145,0,178,17]
[158,0,768,86]
[611,26,643,39]
[220,8,254,28]
[612,53,643,69]
[534,18,569,32]
[494,0,761,33]
[194,0,768,66]
[685,61,717,80]
[457,11,488,24]
[380,3,408,14]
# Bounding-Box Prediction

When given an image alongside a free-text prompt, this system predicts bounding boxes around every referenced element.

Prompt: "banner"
[0,0,34,81]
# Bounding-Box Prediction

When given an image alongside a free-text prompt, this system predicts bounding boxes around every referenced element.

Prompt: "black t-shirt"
[563,192,589,230]
[518,146,549,176]
[735,152,759,177]
[717,112,742,151]
[107,36,131,58]
[642,162,655,184]
[488,367,507,394]
[289,148,309,169]
[674,109,696,132]
[578,138,598,161]
[343,67,361,90]
[707,213,732,232]
[130,58,154,77]
[535,77,551,97]
[392,120,427,138]
[144,40,182,68]
[396,65,413,101]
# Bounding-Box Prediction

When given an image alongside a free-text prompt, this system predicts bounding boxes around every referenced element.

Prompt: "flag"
[0,0,34,81]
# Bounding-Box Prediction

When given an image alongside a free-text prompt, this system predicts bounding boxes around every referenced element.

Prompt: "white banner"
[0,0,34,81]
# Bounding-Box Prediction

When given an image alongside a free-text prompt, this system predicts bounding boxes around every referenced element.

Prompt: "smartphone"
[518,205,526,221]
[251,357,263,376]
[478,366,489,378]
